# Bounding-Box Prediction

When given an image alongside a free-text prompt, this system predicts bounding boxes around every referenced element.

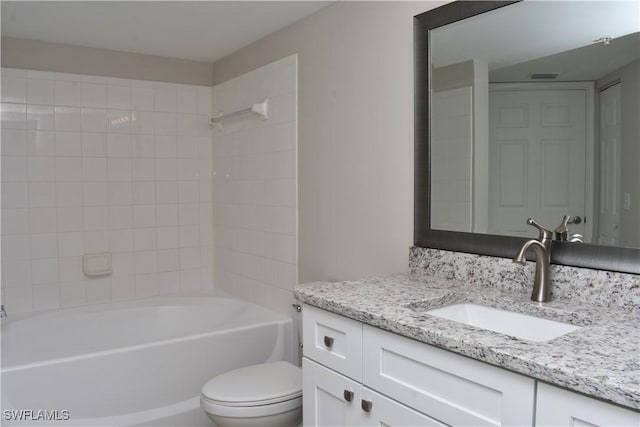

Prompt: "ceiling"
[432,0,640,80]
[1,1,331,63]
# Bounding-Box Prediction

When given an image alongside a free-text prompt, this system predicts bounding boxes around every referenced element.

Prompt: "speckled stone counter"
[294,273,640,411]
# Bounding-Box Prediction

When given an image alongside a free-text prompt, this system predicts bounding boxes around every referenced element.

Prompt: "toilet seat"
[200,361,302,418]
[200,395,302,418]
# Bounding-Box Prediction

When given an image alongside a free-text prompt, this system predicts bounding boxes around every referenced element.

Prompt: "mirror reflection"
[429,1,640,249]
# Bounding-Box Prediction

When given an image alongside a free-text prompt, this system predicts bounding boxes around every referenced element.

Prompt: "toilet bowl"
[200,361,302,427]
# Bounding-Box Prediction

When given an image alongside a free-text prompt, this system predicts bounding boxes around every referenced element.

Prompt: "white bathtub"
[1,295,294,426]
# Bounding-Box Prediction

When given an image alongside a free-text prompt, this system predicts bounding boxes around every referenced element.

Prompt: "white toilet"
[200,361,302,427]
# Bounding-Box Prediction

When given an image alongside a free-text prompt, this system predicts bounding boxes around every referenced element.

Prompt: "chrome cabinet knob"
[343,390,354,402]
[323,336,334,348]
[361,399,372,412]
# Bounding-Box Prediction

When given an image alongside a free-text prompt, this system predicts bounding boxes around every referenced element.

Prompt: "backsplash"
[409,247,640,312]
[1,68,213,313]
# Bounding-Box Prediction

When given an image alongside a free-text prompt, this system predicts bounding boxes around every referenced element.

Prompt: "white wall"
[1,68,213,313]
[211,55,298,317]
[212,1,445,283]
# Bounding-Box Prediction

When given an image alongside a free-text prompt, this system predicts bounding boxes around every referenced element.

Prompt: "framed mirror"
[414,1,640,274]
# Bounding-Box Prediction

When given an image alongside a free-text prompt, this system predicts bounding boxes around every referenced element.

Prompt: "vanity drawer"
[362,325,535,426]
[303,305,362,381]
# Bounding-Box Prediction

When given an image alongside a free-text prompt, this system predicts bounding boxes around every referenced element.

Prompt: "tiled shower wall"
[1,68,213,313]
[212,55,298,316]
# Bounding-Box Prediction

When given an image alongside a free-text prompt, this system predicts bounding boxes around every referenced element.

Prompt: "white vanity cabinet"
[535,382,640,427]
[302,305,535,426]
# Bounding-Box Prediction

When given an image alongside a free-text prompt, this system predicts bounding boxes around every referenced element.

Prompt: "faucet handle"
[526,218,553,241]
[554,215,571,241]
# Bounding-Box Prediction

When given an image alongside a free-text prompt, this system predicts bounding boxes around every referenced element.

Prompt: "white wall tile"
[54,107,82,131]
[28,156,55,181]
[107,85,130,110]
[131,87,154,111]
[153,112,176,135]
[33,284,61,311]
[3,182,28,209]
[28,130,55,156]
[81,108,106,132]
[156,204,178,226]
[2,234,30,259]
[30,233,58,259]
[83,230,109,252]
[155,135,177,158]
[82,182,108,206]
[81,83,106,108]
[109,206,133,229]
[107,134,131,157]
[83,206,108,231]
[132,158,156,181]
[2,258,32,287]
[57,207,83,232]
[131,111,154,135]
[112,252,134,276]
[112,275,135,300]
[134,228,157,251]
[107,158,132,181]
[2,156,28,182]
[157,249,179,272]
[158,271,179,294]
[135,251,157,274]
[109,229,134,253]
[55,132,82,156]
[60,282,86,307]
[27,105,55,131]
[27,79,55,105]
[29,207,57,233]
[58,232,84,257]
[2,77,27,103]
[86,277,111,303]
[179,268,201,292]
[154,86,177,112]
[55,157,82,181]
[82,157,108,182]
[106,110,131,133]
[55,81,82,107]
[109,182,133,205]
[134,273,158,297]
[82,132,107,157]
[31,258,59,285]
[56,183,83,207]
[2,129,28,156]
[133,205,156,228]
[132,134,155,157]
[155,158,177,180]
[3,286,33,313]
[59,256,84,282]
[2,103,27,129]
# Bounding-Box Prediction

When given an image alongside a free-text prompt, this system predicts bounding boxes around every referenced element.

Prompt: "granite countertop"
[294,273,640,411]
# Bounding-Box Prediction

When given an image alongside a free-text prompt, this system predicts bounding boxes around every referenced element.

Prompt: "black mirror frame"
[414,0,640,274]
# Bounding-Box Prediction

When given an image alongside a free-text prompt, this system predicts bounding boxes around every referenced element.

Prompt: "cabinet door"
[303,358,361,427]
[363,325,535,426]
[361,387,447,427]
[536,382,640,427]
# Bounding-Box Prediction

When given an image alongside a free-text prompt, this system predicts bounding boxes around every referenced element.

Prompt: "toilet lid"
[201,361,302,406]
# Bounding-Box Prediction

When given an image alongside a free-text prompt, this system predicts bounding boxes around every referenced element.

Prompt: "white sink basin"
[426,303,579,342]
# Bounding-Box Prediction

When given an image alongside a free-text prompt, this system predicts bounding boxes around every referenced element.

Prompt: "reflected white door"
[489,89,587,237]
[598,83,622,245]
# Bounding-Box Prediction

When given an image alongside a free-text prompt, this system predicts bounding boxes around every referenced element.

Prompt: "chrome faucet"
[514,218,553,302]
[0,305,7,318]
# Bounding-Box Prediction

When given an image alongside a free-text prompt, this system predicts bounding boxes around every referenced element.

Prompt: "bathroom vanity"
[296,272,640,426]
